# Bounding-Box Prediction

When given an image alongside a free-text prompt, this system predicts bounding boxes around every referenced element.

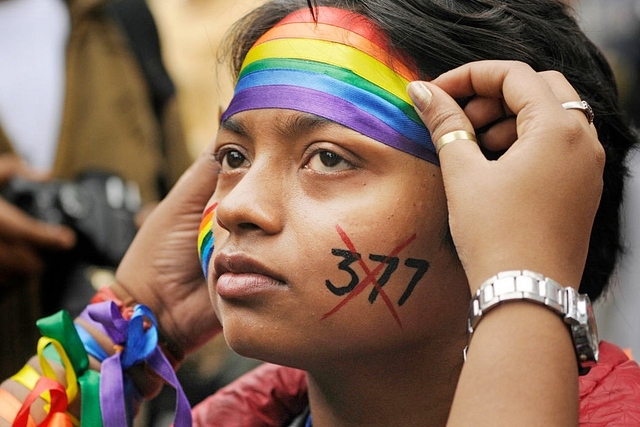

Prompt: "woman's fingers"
[407,80,484,196]
[408,60,604,290]
[461,96,516,152]
[457,68,597,153]
[538,70,597,133]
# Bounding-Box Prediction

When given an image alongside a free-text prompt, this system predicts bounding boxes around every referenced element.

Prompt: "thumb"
[407,81,482,183]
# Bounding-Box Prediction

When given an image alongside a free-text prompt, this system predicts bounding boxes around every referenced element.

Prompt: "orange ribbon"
[13,377,73,427]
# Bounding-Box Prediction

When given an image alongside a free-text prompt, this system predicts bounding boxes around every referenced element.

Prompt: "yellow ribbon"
[11,362,80,427]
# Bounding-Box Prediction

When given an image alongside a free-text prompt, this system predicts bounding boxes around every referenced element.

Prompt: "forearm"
[448,302,578,426]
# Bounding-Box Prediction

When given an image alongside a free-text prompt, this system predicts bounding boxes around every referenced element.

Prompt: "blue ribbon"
[80,301,192,427]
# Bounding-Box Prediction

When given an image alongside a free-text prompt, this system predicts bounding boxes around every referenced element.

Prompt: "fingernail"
[407,81,432,112]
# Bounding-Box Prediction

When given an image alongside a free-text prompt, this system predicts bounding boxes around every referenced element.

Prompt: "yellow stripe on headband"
[253,22,418,82]
[242,37,412,105]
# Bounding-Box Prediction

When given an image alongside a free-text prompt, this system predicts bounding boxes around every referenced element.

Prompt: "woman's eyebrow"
[219,117,250,136]
[220,113,339,140]
[275,113,338,139]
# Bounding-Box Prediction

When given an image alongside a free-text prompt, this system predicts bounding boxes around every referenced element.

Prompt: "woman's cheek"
[317,224,430,329]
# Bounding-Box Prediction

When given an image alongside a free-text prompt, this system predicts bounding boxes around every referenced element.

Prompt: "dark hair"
[221,0,639,301]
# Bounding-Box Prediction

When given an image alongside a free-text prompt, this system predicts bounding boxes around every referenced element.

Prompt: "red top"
[191,341,640,426]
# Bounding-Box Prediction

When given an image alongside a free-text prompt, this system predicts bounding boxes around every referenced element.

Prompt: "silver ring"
[562,100,594,125]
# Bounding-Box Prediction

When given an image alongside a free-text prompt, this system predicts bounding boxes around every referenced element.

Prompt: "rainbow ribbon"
[221,7,437,165]
[9,310,102,427]
[80,301,192,427]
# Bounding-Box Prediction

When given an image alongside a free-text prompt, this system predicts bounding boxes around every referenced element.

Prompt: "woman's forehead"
[221,111,349,137]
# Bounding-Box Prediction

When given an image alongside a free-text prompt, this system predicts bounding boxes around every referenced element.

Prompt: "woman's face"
[202,108,469,369]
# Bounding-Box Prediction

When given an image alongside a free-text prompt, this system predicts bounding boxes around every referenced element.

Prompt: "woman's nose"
[215,162,285,236]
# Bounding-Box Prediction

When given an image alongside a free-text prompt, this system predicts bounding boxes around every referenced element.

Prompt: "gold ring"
[435,130,477,154]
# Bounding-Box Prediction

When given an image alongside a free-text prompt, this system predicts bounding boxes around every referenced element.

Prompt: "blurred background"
[146,0,265,158]
[0,0,637,425]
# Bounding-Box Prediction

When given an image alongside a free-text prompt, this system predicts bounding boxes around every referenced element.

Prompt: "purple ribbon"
[80,301,192,427]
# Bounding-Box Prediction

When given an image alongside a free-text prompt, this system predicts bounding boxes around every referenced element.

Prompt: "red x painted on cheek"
[322,225,429,328]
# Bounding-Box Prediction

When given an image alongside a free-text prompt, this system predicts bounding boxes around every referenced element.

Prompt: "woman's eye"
[306,150,352,172]
[218,149,249,171]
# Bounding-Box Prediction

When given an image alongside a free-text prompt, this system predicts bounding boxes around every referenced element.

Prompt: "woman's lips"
[214,252,287,298]
[216,272,286,298]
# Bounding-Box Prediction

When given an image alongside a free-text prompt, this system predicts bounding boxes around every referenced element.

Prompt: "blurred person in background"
[0,0,193,379]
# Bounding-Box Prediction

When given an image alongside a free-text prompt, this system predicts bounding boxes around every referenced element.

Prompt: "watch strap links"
[468,270,565,334]
[466,270,598,375]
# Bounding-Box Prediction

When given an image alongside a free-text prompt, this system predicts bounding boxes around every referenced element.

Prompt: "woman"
[2,0,639,426]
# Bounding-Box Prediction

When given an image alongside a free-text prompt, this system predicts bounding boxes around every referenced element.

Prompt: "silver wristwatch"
[468,270,599,375]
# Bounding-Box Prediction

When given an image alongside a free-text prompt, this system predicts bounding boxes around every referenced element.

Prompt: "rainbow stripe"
[221,7,437,165]
[198,203,217,279]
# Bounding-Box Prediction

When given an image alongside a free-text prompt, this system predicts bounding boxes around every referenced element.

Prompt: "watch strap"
[467,269,598,375]
[468,270,564,334]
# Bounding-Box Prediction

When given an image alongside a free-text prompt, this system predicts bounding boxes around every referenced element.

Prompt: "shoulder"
[192,363,308,427]
[579,341,640,426]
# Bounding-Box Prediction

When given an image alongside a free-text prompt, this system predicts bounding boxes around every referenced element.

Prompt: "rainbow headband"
[220,7,437,165]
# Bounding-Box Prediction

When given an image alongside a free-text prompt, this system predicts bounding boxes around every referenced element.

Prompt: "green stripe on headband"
[242,38,413,105]
[239,57,423,126]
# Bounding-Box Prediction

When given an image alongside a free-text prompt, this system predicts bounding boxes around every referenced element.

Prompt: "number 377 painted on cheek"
[322,225,430,328]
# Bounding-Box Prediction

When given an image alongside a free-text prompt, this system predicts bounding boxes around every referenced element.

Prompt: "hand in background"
[0,154,75,284]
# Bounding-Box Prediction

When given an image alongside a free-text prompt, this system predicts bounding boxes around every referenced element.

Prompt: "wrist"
[467,270,599,375]
[91,285,184,368]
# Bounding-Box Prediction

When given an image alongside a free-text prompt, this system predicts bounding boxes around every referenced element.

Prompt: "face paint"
[322,225,430,328]
[198,203,217,278]
[221,7,437,165]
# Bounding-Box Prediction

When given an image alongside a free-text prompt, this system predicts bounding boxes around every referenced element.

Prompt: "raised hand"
[113,143,222,360]
[409,61,603,292]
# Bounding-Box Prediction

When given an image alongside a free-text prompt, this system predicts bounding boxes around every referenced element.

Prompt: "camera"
[1,170,141,316]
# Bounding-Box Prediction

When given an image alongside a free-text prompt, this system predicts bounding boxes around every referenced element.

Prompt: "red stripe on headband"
[277,7,388,49]
[255,6,420,79]
[253,22,418,81]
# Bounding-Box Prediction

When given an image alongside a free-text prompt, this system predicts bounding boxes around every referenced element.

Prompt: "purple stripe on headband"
[222,85,439,165]
[235,68,427,144]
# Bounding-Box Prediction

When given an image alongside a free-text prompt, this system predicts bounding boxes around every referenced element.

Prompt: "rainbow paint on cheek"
[197,203,218,279]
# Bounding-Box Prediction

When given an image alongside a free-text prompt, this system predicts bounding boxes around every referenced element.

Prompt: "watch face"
[585,295,599,362]
[573,293,599,372]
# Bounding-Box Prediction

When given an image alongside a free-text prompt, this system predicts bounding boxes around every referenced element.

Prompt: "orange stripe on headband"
[276,7,401,59]
[253,22,418,82]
